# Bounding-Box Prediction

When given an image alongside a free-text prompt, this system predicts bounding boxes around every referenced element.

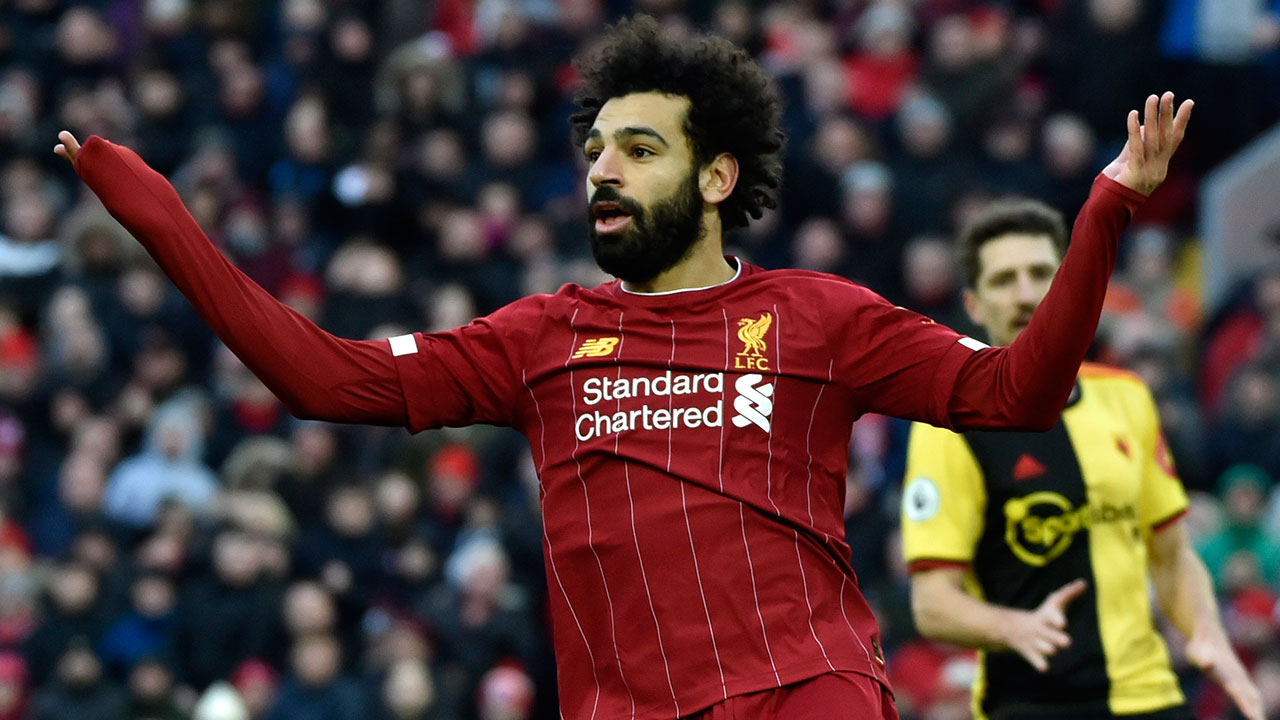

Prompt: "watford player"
[58,16,1192,720]
[901,200,1262,720]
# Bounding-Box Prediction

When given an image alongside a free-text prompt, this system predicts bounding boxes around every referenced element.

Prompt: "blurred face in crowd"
[382,660,435,719]
[131,574,175,619]
[212,531,261,587]
[326,487,374,537]
[583,92,709,283]
[965,234,1061,346]
[56,646,102,689]
[50,562,98,614]
[292,635,342,688]
[282,581,336,637]
[129,659,174,704]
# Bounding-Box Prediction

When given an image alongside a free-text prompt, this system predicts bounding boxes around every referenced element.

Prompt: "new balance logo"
[572,337,620,359]
[731,373,774,432]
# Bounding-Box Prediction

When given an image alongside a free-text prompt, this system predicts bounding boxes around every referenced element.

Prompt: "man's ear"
[700,153,739,205]
[963,288,984,327]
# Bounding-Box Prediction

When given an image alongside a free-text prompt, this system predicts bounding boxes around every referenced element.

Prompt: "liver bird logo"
[737,313,772,358]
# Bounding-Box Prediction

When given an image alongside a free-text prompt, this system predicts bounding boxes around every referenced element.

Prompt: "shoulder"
[908,420,968,447]
[1078,362,1152,397]
[738,266,884,304]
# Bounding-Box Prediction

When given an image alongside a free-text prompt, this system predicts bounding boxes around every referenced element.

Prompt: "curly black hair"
[570,15,784,230]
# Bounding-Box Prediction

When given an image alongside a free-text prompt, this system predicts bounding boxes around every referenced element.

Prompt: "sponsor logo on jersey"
[572,337,620,359]
[575,372,724,442]
[731,373,774,432]
[734,313,772,371]
[1003,491,1137,566]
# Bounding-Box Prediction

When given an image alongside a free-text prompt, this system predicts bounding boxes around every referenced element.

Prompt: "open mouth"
[592,201,633,234]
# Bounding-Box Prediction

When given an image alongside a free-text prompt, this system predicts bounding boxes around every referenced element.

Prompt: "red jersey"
[72,136,1146,720]
[392,264,977,718]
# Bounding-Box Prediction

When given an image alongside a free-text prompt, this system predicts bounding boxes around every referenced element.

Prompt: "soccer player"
[55,16,1191,720]
[900,200,1263,720]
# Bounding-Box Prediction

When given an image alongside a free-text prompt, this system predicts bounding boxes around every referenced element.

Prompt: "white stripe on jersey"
[740,503,782,685]
[565,309,635,717]
[616,312,681,717]
[764,303,781,515]
[671,318,728,697]
[795,529,836,671]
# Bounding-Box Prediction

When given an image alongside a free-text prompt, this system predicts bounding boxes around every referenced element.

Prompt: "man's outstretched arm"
[1148,521,1264,720]
[947,92,1193,431]
[56,132,410,426]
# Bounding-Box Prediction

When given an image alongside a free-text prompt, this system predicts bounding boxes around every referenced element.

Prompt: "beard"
[588,169,705,284]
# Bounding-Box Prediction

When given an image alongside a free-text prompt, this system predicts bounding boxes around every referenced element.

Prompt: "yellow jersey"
[901,364,1190,719]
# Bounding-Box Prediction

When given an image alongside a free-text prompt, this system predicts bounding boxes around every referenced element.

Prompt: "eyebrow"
[585,126,670,148]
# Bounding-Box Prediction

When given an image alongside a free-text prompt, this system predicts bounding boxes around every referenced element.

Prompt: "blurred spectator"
[900,235,969,334]
[98,573,177,676]
[842,4,917,123]
[1039,112,1097,221]
[29,452,110,557]
[23,560,107,686]
[1128,344,1211,490]
[920,10,1021,150]
[1101,226,1200,360]
[419,538,539,709]
[103,395,218,530]
[887,92,964,239]
[377,659,439,720]
[1197,465,1280,592]
[118,655,187,720]
[1161,0,1280,169]
[0,188,61,320]
[192,681,251,720]
[230,659,280,720]
[374,471,441,607]
[26,641,127,720]
[173,529,283,688]
[1047,0,1162,148]
[0,652,28,720]
[296,485,384,612]
[1201,264,1280,414]
[477,664,534,720]
[1207,365,1280,481]
[264,633,365,720]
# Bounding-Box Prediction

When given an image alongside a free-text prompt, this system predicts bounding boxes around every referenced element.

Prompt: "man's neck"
[622,215,735,294]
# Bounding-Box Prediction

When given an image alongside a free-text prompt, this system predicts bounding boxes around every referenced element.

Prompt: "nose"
[588,148,622,189]
[1015,272,1041,304]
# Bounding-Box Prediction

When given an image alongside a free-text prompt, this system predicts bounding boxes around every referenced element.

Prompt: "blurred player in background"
[902,198,1262,720]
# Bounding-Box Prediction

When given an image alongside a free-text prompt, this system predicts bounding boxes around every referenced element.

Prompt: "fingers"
[1046,578,1088,612]
[1020,646,1049,673]
[53,130,81,166]
[1159,92,1175,151]
[1171,98,1194,147]
[1226,681,1265,720]
[1126,109,1142,164]
[1143,93,1160,155]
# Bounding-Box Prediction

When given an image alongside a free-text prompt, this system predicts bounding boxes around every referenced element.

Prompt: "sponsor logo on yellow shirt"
[1003,492,1137,566]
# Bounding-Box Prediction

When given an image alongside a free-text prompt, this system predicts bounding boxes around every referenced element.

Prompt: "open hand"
[1101,92,1193,196]
[1186,634,1265,720]
[1004,578,1087,672]
[53,130,82,167]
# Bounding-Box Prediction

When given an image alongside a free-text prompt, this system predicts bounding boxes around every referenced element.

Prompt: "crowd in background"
[1,0,1280,718]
